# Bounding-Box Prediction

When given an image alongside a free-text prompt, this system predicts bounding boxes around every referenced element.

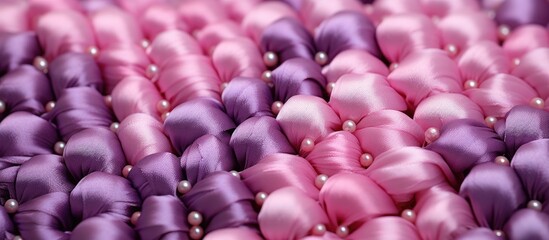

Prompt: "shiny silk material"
[0,112,57,157]
[2,1,549,240]
[164,98,235,155]
[0,65,53,118]
[45,87,113,141]
[63,128,126,180]
[260,18,316,63]
[181,172,258,233]
[271,58,326,102]
[0,32,41,76]
[495,0,549,28]
[128,152,182,199]
[429,106,549,238]
[314,11,380,61]
[180,134,237,184]
[48,53,103,97]
[221,77,273,125]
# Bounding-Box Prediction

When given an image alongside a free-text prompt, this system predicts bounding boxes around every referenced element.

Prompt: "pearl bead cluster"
[188,211,204,239]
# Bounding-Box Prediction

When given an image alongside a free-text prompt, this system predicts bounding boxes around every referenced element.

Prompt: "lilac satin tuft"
[0,32,41,76]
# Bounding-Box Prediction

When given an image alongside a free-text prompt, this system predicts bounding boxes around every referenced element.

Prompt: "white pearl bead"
[45,101,56,112]
[220,82,229,92]
[464,80,478,90]
[360,153,374,168]
[230,170,241,179]
[424,127,440,144]
[189,226,204,239]
[88,46,99,57]
[271,101,283,115]
[146,64,158,79]
[485,116,497,128]
[110,122,120,133]
[311,223,326,236]
[178,180,192,194]
[527,200,543,211]
[315,174,328,189]
[301,138,315,152]
[188,211,203,226]
[445,44,458,57]
[498,25,510,40]
[342,120,357,133]
[315,52,328,65]
[263,51,278,67]
[33,56,48,73]
[157,100,170,113]
[513,58,521,66]
[530,97,544,109]
[326,82,336,95]
[131,211,141,225]
[161,112,170,121]
[336,225,349,238]
[494,156,510,166]
[401,209,416,222]
[255,192,268,206]
[54,141,65,155]
[0,100,6,114]
[261,70,273,83]
[141,39,150,49]
[4,199,18,214]
[389,63,399,71]
[494,230,504,237]
[104,95,112,108]
[122,165,133,178]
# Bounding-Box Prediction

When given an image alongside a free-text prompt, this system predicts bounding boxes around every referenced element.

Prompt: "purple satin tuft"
[48,53,104,97]
[500,105,549,156]
[181,134,237,185]
[511,139,549,214]
[0,32,41,76]
[164,98,235,155]
[495,0,549,28]
[70,172,140,222]
[427,119,505,173]
[14,192,73,240]
[182,171,258,233]
[71,214,136,240]
[0,65,53,118]
[504,209,549,239]
[315,11,380,61]
[16,154,74,204]
[64,128,126,181]
[0,156,28,202]
[45,87,113,141]
[128,152,182,199]
[460,163,525,229]
[230,116,295,169]
[0,205,15,238]
[272,58,326,102]
[221,77,273,125]
[136,195,189,240]
[260,18,315,63]
[0,112,57,157]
